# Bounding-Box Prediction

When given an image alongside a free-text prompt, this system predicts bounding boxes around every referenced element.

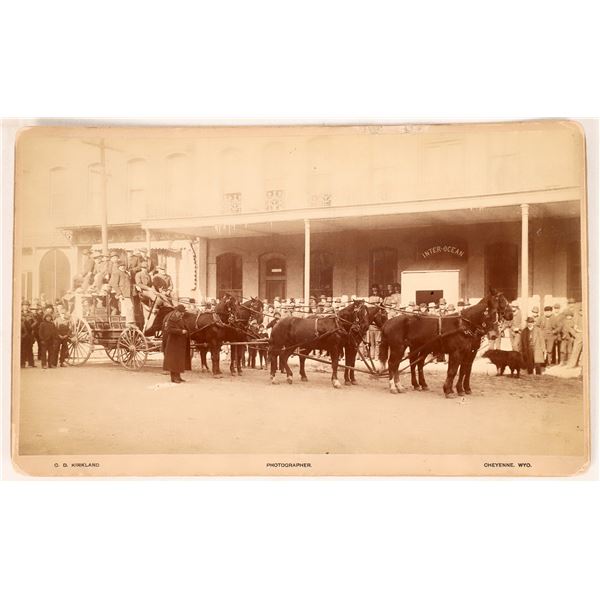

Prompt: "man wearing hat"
[162,304,191,383]
[79,249,95,292]
[427,301,436,312]
[567,306,584,368]
[134,262,152,328]
[153,265,173,296]
[521,316,545,375]
[456,299,465,315]
[115,262,135,325]
[445,303,457,316]
[538,305,559,365]
[529,305,541,325]
[92,254,109,290]
[418,302,428,314]
[508,300,523,352]
[559,311,576,365]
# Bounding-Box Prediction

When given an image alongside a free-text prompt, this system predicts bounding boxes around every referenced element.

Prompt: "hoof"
[286,376,293,385]
[344,381,352,386]
[300,376,308,382]
[213,374,223,379]
[271,378,279,385]
[420,386,429,391]
[332,380,342,389]
[351,380,358,386]
[413,385,421,391]
[445,392,455,398]
[389,387,398,394]
[395,385,405,394]
[464,389,472,395]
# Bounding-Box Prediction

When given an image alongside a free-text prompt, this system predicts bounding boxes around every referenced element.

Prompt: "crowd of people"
[20,298,72,369]
[21,268,584,376]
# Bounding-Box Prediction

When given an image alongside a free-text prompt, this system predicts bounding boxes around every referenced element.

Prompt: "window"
[88,162,103,217]
[266,189,284,211]
[370,247,397,290]
[166,153,191,216]
[310,251,334,298]
[216,253,243,299]
[224,192,242,214]
[307,137,332,207]
[127,158,147,220]
[49,167,68,219]
[484,242,518,301]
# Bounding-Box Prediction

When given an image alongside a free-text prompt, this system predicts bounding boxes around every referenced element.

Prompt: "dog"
[481,349,525,378]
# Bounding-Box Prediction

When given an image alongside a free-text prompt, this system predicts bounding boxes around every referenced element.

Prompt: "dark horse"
[378,288,513,397]
[269,301,370,389]
[145,296,262,378]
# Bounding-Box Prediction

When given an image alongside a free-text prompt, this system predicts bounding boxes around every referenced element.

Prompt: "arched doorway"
[259,253,286,301]
[216,253,243,299]
[39,249,71,301]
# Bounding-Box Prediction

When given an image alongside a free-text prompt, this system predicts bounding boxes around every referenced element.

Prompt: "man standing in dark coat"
[162,304,191,383]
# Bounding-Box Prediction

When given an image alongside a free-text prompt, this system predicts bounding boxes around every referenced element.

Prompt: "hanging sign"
[418,242,467,260]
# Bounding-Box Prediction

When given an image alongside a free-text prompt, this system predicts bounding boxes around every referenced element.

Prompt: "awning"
[90,240,192,252]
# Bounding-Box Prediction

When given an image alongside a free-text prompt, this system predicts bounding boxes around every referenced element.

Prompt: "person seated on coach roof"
[418,302,428,314]
[384,283,394,298]
[445,303,457,315]
[427,301,436,313]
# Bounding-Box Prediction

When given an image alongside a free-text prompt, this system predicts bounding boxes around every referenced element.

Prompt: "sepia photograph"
[10,120,589,476]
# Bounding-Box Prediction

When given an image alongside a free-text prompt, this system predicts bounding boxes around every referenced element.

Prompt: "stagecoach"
[65,291,165,370]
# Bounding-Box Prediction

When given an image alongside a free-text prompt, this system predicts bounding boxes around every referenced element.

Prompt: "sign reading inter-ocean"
[418,241,468,261]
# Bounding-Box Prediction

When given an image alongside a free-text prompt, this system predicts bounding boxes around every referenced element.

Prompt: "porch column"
[304,219,311,301]
[195,237,208,302]
[520,203,529,314]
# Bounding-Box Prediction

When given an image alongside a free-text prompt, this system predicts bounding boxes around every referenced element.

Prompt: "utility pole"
[82,139,121,255]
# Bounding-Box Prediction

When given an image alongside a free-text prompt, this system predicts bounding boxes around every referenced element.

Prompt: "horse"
[144,295,240,378]
[221,297,264,376]
[269,300,370,389]
[296,303,387,386]
[378,288,513,397]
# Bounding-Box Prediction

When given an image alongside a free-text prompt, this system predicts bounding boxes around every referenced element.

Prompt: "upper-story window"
[127,158,147,220]
[266,189,284,211]
[166,153,191,217]
[88,163,103,218]
[307,136,332,207]
[224,192,242,214]
[49,166,68,220]
[221,148,244,214]
[263,142,285,210]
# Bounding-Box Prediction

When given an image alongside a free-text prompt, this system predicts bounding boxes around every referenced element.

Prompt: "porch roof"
[141,187,581,239]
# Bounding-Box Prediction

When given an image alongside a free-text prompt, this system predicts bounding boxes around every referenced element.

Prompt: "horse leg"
[282,349,294,384]
[463,349,477,394]
[269,347,280,384]
[331,346,342,389]
[236,344,243,375]
[212,343,223,378]
[416,353,429,391]
[299,352,308,382]
[443,350,461,397]
[229,345,236,376]
[386,348,401,394]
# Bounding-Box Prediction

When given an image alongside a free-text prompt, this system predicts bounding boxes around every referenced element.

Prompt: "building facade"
[16,122,584,309]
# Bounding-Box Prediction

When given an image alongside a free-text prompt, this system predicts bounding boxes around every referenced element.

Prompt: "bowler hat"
[526,316,535,323]
[175,304,186,312]
[531,306,539,313]
[544,305,552,311]
[428,302,436,308]
[553,303,561,309]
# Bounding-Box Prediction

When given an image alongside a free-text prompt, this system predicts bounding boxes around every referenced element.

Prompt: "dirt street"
[17,354,586,456]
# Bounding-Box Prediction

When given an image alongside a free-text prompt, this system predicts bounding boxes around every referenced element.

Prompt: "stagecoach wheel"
[117,327,148,370]
[66,318,94,366]
[104,345,122,363]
